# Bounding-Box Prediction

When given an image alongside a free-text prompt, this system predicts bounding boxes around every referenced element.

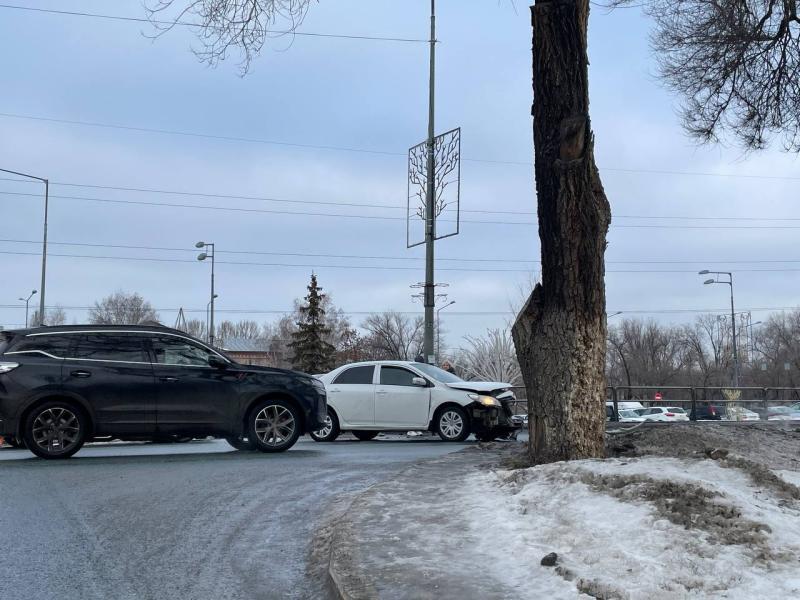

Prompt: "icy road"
[0,436,467,600]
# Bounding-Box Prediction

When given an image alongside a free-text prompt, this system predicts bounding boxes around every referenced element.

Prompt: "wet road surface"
[0,436,468,600]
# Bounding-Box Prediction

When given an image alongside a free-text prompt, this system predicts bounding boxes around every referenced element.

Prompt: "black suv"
[0,325,327,459]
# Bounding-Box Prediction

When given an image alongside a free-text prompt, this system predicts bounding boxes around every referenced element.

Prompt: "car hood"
[445,381,513,395]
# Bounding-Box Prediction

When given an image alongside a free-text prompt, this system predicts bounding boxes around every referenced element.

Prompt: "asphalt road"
[0,436,468,600]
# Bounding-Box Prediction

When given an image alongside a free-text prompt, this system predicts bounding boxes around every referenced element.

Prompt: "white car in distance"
[640,406,690,422]
[311,361,519,442]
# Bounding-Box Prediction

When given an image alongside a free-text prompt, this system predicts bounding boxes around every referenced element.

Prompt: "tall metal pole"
[39,179,49,325]
[423,0,437,364]
[0,168,49,325]
[210,244,216,347]
[728,274,739,388]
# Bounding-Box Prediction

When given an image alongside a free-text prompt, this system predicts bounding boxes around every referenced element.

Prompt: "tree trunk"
[512,0,611,464]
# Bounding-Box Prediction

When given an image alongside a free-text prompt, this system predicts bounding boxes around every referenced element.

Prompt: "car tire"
[247,398,302,453]
[435,406,470,442]
[352,431,379,442]
[310,409,340,443]
[226,436,256,451]
[22,401,88,459]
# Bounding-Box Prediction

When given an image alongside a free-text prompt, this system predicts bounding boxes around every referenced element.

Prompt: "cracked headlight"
[468,393,500,408]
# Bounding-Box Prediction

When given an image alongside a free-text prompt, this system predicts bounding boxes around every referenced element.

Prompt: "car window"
[9,334,73,358]
[151,335,214,367]
[333,365,374,385]
[667,407,686,413]
[379,366,418,387]
[412,362,463,383]
[73,334,148,363]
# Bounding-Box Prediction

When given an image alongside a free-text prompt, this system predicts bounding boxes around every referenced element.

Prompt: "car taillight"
[0,362,20,374]
[665,413,675,417]
[710,407,716,415]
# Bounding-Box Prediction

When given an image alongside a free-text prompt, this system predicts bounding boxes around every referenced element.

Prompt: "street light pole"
[1,168,49,324]
[18,290,37,328]
[699,270,739,387]
[206,294,219,343]
[422,0,437,364]
[435,300,455,363]
[197,241,216,347]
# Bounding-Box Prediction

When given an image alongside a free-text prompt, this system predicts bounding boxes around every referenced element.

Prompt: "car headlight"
[0,362,19,374]
[468,393,500,408]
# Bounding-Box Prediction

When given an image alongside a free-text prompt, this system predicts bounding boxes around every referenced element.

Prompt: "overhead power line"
[2,190,799,229]
[2,111,799,181]
[3,249,800,273]
[1,178,798,221]
[3,238,800,265]
[0,304,797,317]
[0,4,427,43]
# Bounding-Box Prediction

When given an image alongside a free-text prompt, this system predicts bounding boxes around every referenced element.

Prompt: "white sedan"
[640,407,690,422]
[311,361,519,442]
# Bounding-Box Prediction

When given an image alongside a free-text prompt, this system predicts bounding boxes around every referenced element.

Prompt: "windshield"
[618,410,639,418]
[413,363,464,383]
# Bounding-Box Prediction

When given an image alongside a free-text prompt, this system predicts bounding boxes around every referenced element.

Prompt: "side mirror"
[208,355,228,369]
[411,377,427,387]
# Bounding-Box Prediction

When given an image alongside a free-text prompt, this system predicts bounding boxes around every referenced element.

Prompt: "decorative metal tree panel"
[407,127,461,248]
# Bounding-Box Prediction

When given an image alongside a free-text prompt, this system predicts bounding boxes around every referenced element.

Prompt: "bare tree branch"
[611,0,800,151]
[145,0,315,73]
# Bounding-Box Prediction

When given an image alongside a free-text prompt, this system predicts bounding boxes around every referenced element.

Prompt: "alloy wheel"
[439,410,464,440]
[314,415,333,439]
[31,407,81,454]
[254,404,297,447]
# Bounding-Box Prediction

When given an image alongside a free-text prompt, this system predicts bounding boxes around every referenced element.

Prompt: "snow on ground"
[463,456,800,599]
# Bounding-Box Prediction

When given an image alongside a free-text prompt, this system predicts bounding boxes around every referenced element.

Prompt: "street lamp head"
[18,298,25,302]
[197,253,208,261]
[698,270,710,275]
[703,279,715,285]
[31,290,37,295]
[195,241,206,249]
[213,294,219,299]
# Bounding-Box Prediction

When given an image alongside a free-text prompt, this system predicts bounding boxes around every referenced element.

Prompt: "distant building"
[222,338,273,367]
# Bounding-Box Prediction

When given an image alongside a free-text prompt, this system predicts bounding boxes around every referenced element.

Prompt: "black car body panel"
[0,325,327,443]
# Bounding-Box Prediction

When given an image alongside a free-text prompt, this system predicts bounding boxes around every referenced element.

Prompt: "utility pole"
[1,168,49,325]
[423,0,437,364]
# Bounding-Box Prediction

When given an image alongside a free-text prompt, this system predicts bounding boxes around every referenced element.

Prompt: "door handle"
[160,377,179,383]
[329,388,341,393]
[70,370,91,378]
[376,390,388,395]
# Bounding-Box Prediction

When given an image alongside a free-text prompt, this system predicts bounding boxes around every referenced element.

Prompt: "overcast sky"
[1,0,798,344]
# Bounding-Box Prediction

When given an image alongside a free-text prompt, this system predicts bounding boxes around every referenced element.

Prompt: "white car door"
[374,365,431,428]
[327,365,376,427]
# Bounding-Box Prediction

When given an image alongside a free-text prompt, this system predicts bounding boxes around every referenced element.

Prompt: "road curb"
[326,484,380,600]
[324,445,511,600]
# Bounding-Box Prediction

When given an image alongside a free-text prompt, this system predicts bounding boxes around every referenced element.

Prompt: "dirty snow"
[464,456,800,599]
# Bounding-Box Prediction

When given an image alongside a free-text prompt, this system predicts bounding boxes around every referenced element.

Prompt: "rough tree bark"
[512,0,611,464]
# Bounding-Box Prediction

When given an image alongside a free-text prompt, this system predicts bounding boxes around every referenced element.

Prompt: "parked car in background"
[617,409,647,422]
[640,407,690,422]
[0,325,327,459]
[605,401,644,420]
[724,406,761,422]
[766,406,800,421]
[689,403,723,421]
[312,361,519,443]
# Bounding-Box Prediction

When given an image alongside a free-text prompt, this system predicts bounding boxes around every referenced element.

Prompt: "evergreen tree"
[289,273,335,373]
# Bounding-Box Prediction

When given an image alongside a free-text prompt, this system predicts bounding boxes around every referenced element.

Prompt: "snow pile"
[463,456,800,599]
